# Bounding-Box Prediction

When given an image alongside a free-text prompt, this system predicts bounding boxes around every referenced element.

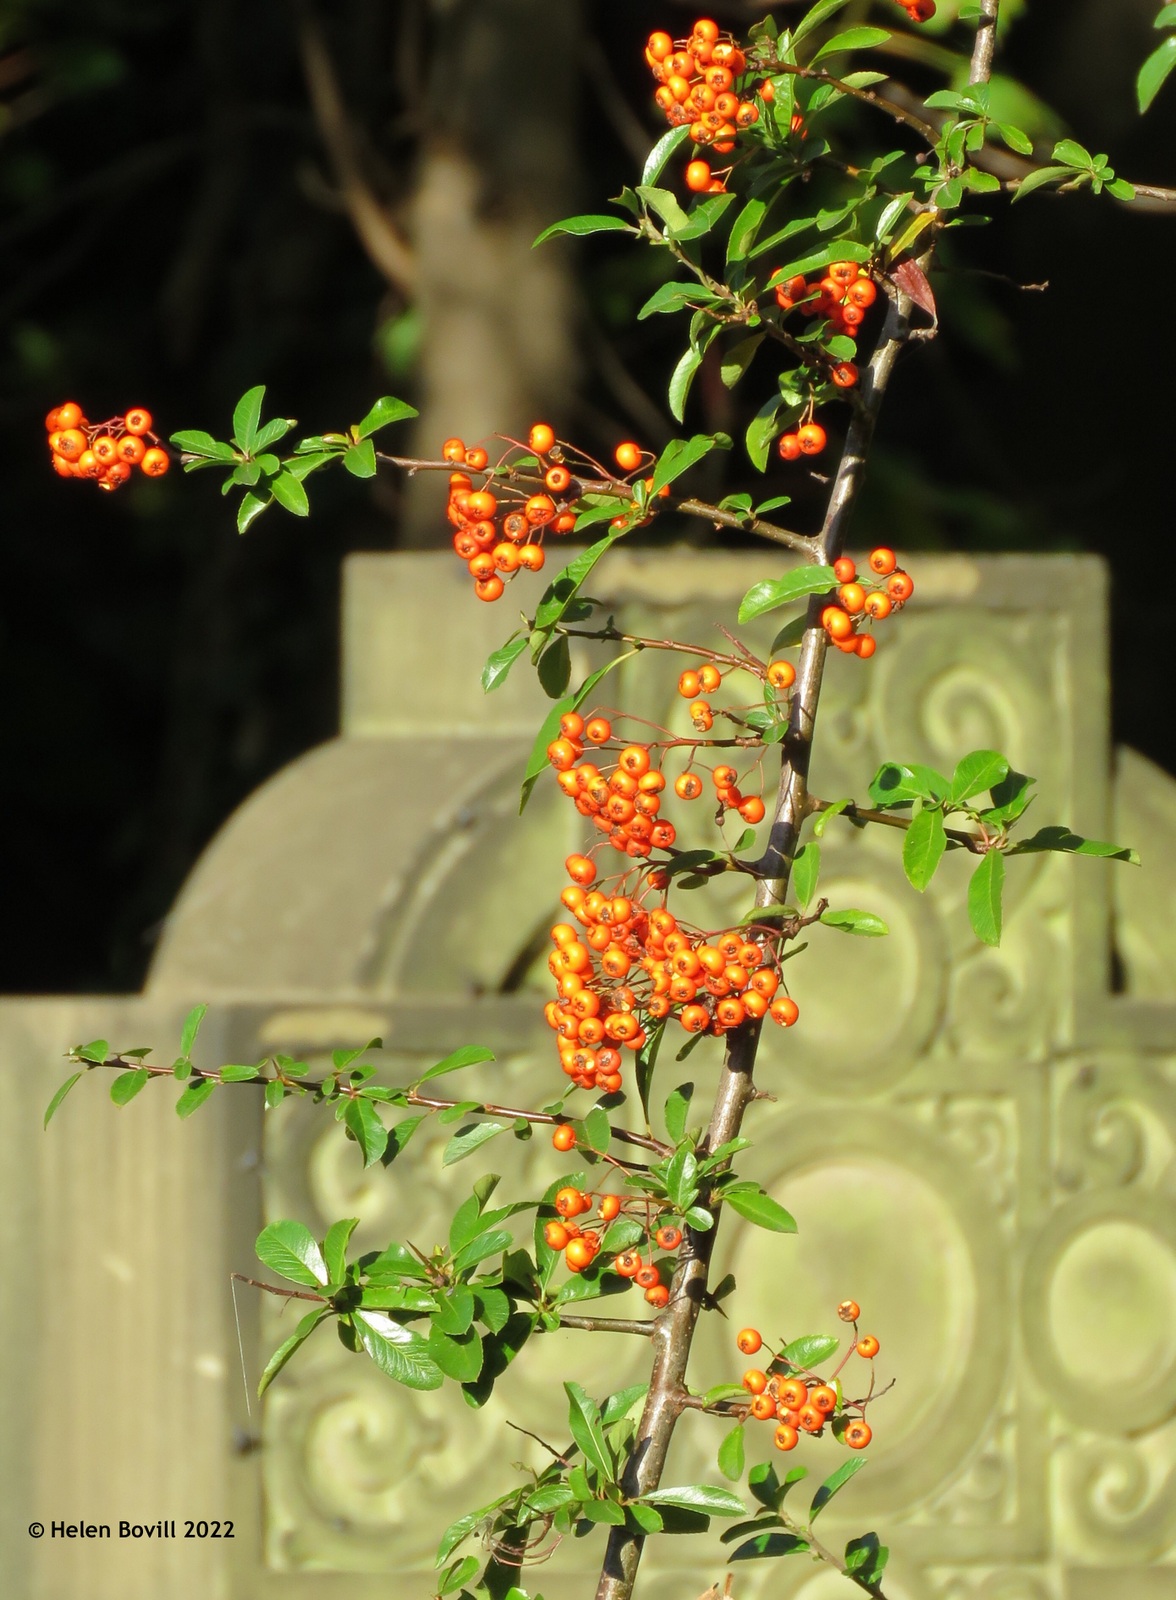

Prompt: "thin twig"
[558,1314,655,1337]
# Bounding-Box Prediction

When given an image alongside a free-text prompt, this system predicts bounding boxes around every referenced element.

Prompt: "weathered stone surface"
[4,551,1174,1600]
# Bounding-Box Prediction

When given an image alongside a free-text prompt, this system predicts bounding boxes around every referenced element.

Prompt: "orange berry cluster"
[545,883,798,1095]
[643,19,770,195]
[771,264,880,461]
[443,423,579,603]
[734,1302,879,1453]
[45,402,169,491]
[548,716,679,862]
[820,548,913,659]
[542,1179,683,1308]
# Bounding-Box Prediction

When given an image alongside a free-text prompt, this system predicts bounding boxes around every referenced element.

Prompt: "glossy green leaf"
[793,0,855,44]
[258,1307,332,1396]
[739,566,834,622]
[111,1068,150,1106]
[903,806,946,891]
[418,1045,496,1084]
[355,1309,444,1390]
[811,26,891,63]
[443,1120,510,1166]
[791,841,820,909]
[643,1484,745,1515]
[533,213,636,245]
[723,1184,797,1233]
[642,124,692,185]
[638,280,719,320]
[231,386,265,452]
[720,333,764,389]
[726,197,768,265]
[170,430,237,461]
[565,1380,614,1482]
[342,439,377,478]
[868,761,949,805]
[175,1079,215,1119]
[967,850,1005,946]
[730,1531,809,1561]
[780,1332,838,1370]
[428,1325,484,1383]
[636,183,690,233]
[668,347,703,423]
[583,1105,611,1155]
[323,1218,360,1284]
[718,1423,746,1482]
[650,433,730,497]
[257,1219,329,1287]
[344,1096,388,1167]
[672,191,738,241]
[1007,827,1139,864]
[810,1455,867,1519]
[179,1003,207,1058]
[845,1530,889,1584]
[44,1071,84,1128]
[482,634,528,693]
[745,395,782,473]
[949,749,1010,805]
[355,395,417,437]
[270,472,310,516]
[1012,164,1072,201]
[820,908,889,936]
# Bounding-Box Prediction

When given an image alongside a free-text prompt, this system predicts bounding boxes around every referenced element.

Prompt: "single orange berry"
[838,1300,861,1322]
[833,556,857,583]
[529,422,555,454]
[844,1419,873,1449]
[644,1283,670,1307]
[654,1225,682,1251]
[766,659,795,691]
[809,1384,837,1414]
[777,433,801,462]
[798,422,827,456]
[614,440,643,473]
[552,1123,577,1153]
[742,1369,768,1395]
[770,996,799,1027]
[750,1393,776,1420]
[778,1377,808,1410]
[545,464,571,494]
[585,717,612,744]
[685,159,712,193]
[736,1327,763,1356]
[565,1236,596,1273]
[868,546,897,576]
[674,772,703,801]
[857,1334,880,1359]
[599,1193,621,1223]
[543,1220,570,1250]
[634,1263,661,1290]
[441,436,466,463]
[773,1423,800,1451]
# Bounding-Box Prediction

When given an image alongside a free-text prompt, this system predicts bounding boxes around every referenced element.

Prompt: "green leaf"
[730,1531,810,1561]
[1053,138,1094,170]
[719,334,764,392]
[437,1555,480,1596]
[811,26,891,63]
[564,1381,614,1482]
[257,1219,330,1287]
[868,761,949,805]
[739,567,834,622]
[968,850,1005,946]
[236,491,269,533]
[820,907,889,936]
[791,841,820,909]
[1155,2,1176,25]
[583,1106,611,1155]
[533,528,627,635]
[601,1382,649,1424]
[650,433,730,497]
[949,749,1010,805]
[418,1045,496,1084]
[443,1121,509,1166]
[342,439,377,478]
[638,280,719,320]
[627,1502,664,1534]
[220,1063,261,1082]
[812,797,851,838]
[718,1423,746,1482]
[231,386,265,452]
[668,347,703,424]
[482,635,528,693]
[745,395,782,474]
[270,472,310,516]
[428,1326,484,1383]
[1006,827,1139,864]
[170,430,237,461]
[536,634,572,698]
[764,240,870,287]
[747,1462,783,1508]
[983,769,1035,823]
[258,1307,332,1396]
[323,1218,360,1284]
[344,1097,388,1167]
[356,395,417,437]
[580,1499,626,1525]
[44,1071,85,1128]
[996,122,1034,155]
[179,1003,207,1058]
[1012,164,1072,201]
[636,183,690,234]
[253,416,295,451]
[723,1184,798,1233]
[810,1455,867,1519]
[845,1531,889,1584]
[664,1083,694,1144]
[175,1079,215,1119]
[672,192,738,242]
[903,807,947,892]
[666,1145,700,1212]
[111,1068,150,1106]
[643,1485,745,1516]
[355,1310,444,1390]
[727,198,768,267]
[451,1228,514,1276]
[533,213,636,245]
[642,124,692,186]
[780,1332,838,1370]
[793,0,855,44]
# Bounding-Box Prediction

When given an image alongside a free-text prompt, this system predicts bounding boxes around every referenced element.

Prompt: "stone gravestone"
[2,551,1174,1600]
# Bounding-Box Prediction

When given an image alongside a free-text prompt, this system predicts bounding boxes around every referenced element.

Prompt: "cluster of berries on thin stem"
[772,260,880,428]
[542,1178,684,1308]
[643,18,782,196]
[820,548,913,658]
[45,402,169,491]
[733,1300,881,1453]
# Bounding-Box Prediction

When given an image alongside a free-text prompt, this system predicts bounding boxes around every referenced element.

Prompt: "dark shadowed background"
[2,0,1172,992]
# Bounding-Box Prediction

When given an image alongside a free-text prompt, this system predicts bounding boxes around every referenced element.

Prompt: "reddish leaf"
[894,258,937,320]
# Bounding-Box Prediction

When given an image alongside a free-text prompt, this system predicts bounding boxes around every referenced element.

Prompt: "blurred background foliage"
[1,0,1173,992]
